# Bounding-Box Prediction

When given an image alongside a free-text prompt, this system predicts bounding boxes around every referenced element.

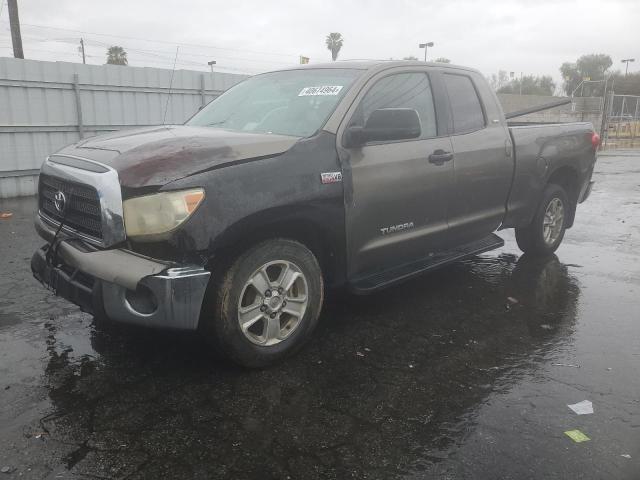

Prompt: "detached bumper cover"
[31,219,210,330]
[101,266,210,330]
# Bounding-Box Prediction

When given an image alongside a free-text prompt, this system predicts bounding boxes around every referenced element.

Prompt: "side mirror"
[344,108,421,148]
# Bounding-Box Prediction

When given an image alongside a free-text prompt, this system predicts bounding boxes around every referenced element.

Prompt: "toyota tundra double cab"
[31,61,598,367]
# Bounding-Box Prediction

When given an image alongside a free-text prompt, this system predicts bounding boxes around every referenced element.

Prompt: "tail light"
[591,132,601,150]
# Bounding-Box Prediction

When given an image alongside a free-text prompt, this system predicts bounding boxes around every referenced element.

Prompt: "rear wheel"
[515,184,569,256]
[203,239,324,368]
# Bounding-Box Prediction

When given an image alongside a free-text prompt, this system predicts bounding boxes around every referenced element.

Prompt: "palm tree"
[325,33,344,61]
[106,46,128,66]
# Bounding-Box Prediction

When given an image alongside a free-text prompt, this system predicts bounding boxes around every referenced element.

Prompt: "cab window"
[444,74,486,133]
[350,72,437,139]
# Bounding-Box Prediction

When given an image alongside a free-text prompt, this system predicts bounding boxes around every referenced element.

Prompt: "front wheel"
[515,184,569,256]
[203,239,324,368]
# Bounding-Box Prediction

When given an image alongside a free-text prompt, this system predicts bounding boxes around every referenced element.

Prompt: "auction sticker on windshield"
[298,86,343,96]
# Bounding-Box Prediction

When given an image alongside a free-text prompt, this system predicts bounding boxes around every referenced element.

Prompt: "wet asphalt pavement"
[1,153,639,479]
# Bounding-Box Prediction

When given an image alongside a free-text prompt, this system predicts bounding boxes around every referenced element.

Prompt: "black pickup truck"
[31,61,598,367]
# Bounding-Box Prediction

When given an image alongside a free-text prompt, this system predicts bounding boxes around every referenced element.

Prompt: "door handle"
[428,150,454,165]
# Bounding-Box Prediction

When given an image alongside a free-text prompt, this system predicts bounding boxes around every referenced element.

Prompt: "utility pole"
[79,38,86,64]
[7,0,24,59]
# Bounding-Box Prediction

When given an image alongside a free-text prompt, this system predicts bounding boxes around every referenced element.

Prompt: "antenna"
[163,46,179,125]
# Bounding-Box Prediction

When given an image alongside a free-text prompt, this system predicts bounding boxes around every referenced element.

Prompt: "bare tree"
[488,70,510,91]
[325,33,344,61]
[497,75,556,96]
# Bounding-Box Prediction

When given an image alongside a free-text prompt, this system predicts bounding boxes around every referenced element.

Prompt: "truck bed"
[502,122,596,229]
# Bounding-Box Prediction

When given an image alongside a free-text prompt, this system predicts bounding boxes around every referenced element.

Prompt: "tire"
[515,184,569,256]
[202,239,324,368]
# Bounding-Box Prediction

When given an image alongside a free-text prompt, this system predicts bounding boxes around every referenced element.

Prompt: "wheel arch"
[207,206,347,288]
[547,166,579,228]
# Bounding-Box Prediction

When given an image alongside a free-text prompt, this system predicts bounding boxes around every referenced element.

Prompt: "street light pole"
[621,58,635,76]
[418,42,434,62]
[207,60,216,89]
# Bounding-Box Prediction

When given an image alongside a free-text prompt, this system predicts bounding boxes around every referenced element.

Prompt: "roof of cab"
[273,59,480,75]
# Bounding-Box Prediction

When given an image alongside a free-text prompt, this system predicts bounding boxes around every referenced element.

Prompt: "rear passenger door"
[444,72,512,245]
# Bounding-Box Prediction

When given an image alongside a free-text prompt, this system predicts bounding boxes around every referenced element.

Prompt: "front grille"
[39,174,103,241]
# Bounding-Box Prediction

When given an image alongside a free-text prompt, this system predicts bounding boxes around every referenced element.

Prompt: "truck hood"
[56,125,299,190]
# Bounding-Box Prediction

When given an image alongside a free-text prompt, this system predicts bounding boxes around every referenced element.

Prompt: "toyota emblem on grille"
[53,190,67,213]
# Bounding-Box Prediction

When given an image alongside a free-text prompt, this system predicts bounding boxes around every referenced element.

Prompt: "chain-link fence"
[601,94,640,150]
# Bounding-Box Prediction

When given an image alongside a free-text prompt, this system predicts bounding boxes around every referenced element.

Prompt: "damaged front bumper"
[31,217,210,330]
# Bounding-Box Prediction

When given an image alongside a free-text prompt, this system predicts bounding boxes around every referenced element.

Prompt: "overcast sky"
[0,0,638,86]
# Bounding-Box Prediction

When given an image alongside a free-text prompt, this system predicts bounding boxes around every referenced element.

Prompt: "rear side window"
[444,74,485,133]
[350,72,437,139]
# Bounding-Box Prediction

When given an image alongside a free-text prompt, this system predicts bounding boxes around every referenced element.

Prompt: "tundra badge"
[380,222,415,235]
[320,172,342,184]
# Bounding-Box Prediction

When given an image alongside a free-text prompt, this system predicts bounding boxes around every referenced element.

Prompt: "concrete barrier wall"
[0,57,247,198]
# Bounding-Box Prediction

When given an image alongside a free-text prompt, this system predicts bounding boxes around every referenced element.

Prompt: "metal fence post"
[599,94,607,140]
[602,91,615,148]
[72,73,84,139]
[632,97,639,142]
[200,73,206,108]
[618,97,626,141]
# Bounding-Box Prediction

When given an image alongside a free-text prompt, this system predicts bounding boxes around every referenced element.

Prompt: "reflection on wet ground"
[1,155,639,479]
[42,255,579,478]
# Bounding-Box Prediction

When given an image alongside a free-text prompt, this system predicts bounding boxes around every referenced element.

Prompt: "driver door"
[342,70,454,280]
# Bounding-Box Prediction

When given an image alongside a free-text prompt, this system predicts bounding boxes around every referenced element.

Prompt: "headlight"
[123,188,205,240]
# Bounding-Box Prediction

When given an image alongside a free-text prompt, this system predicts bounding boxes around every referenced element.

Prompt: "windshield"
[187,69,361,137]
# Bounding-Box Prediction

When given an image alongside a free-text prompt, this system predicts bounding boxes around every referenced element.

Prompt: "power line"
[0,24,298,71]
[0,23,281,74]
[83,38,292,66]
[0,20,299,59]
[0,44,96,59]
[0,44,260,74]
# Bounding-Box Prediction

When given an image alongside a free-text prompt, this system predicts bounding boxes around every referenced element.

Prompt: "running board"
[350,233,504,294]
